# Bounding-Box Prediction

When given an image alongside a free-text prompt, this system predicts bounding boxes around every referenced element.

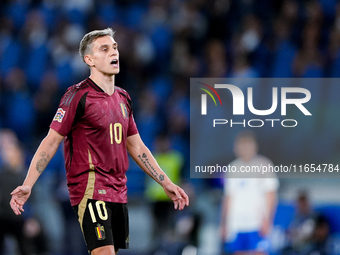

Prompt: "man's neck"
[241,154,257,163]
[89,73,115,96]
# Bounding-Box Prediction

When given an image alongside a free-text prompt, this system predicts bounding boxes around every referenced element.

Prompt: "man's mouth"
[110,59,119,67]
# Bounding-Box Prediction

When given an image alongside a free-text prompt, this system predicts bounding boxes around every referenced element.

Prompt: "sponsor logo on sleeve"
[53,108,66,123]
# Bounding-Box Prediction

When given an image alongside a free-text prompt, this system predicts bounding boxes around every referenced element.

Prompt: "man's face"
[234,138,258,162]
[86,35,120,76]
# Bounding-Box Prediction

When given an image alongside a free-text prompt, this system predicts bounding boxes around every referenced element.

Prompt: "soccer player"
[10,28,189,255]
[220,130,278,255]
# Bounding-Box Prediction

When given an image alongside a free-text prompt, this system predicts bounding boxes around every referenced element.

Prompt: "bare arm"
[261,190,277,236]
[266,190,277,222]
[10,128,64,215]
[220,195,229,240]
[126,133,189,210]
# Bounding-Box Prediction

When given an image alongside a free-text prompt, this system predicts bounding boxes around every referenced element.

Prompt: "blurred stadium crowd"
[1,0,340,255]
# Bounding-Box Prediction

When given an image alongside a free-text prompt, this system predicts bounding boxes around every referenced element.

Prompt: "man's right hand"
[10,185,31,215]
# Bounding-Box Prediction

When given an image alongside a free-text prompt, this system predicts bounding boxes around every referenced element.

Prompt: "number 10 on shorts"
[88,201,108,223]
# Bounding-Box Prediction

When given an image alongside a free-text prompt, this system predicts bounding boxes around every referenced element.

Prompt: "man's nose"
[110,48,117,56]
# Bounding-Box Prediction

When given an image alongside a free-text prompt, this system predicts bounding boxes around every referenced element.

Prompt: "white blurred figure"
[220,130,279,255]
[0,129,29,255]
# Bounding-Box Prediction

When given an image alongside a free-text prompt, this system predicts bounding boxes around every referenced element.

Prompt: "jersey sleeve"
[50,87,84,136]
[261,157,279,192]
[127,113,138,136]
[263,178,279,192]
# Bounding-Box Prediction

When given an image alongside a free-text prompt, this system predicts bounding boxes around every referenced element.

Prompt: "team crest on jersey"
[95,224,106,240]
[53,108,66,123]
[120,103,128,119]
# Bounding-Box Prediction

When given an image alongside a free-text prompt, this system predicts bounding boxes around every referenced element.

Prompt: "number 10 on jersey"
[110,123,122,144]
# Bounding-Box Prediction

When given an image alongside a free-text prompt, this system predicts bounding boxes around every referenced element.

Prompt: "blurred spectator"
[205,39,228,77]
[280,0,299,25]
[283,190,317,255]
[170,39,200,77]
[145,134,184,250]
[0,129,28,255]
[0,76,3,129]
[3,68,36,146]
[20,9,49,91]
[23,217,49,255]
[150,182,200,255]
[33,71,60,141]
[293,22,324,77]
[31,144,67,255]
[0,130,49,255]
[165,76,189,169]
[301,215,336,255]
[49,19,85,89]
[231,52,259,79]
[327,4,340,77]
[135,88,161,150]
[220,130,279,255]
[239,14,263,55]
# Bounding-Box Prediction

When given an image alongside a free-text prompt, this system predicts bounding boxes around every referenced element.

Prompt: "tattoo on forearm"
[138,153,164,186]
[36,152,51,174]
[159,174,164,181]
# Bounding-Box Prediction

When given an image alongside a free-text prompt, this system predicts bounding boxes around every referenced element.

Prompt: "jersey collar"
[87,78,106,93]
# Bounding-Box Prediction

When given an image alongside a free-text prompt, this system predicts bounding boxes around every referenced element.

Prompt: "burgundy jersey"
[50,78,138,206]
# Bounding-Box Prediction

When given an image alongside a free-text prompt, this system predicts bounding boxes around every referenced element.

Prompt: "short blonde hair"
[79,28,115,62]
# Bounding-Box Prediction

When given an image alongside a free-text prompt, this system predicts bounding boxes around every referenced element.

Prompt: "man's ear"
[84,55,94,67]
